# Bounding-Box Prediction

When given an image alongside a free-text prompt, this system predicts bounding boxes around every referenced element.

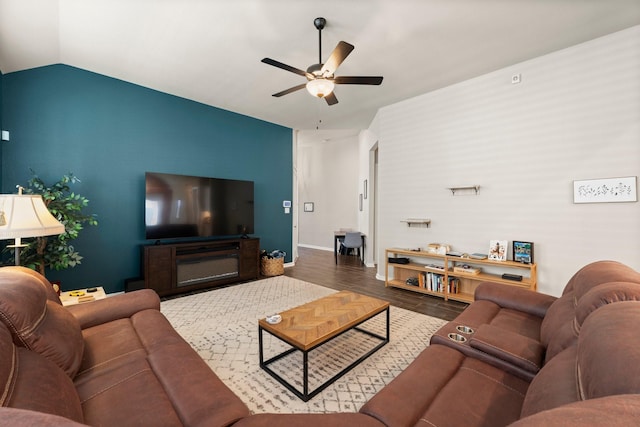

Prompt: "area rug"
[161,276,446,414]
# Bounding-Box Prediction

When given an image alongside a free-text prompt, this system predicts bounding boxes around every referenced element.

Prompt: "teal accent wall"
[1,65,292,293]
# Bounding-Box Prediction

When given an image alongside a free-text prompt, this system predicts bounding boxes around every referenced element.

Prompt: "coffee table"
[258,290,390,401]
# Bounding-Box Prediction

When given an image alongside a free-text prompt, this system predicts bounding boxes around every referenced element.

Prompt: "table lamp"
[0,186,65,265]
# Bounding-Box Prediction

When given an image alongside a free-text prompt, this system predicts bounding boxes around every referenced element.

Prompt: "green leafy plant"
[17,171,98,276]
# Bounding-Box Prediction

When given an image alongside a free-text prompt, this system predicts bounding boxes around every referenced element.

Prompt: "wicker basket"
[261,257,284,276]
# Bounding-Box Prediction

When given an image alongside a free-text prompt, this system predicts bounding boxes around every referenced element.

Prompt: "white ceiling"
[1,0,639,132]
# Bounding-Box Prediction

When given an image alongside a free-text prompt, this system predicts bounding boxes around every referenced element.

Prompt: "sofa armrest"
[66,289,160,329]
[469,324,544,373]
[510,395,640,427]
[0,407,90,426]
[475,281,557,318]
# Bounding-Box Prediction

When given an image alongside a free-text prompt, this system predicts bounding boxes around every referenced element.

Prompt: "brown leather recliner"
[430,260,640,380]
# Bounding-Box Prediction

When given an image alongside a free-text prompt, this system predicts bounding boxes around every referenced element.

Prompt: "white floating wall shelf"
[448,185,480,195]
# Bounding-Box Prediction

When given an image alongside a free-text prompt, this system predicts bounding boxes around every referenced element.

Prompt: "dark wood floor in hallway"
[285,247,467,321]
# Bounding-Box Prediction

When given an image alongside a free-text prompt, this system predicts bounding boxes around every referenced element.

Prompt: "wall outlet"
[1,130,9,141]
[511,74,522,84]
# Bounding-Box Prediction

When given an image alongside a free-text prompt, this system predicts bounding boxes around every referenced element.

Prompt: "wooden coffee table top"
[259,290,389,351]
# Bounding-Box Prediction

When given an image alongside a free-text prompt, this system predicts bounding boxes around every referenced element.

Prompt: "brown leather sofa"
[0,266,249,427]
[239,260,640,426]
[3,261,640,427]
[357,260,640,426]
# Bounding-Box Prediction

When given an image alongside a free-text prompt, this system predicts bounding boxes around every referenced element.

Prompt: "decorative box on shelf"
[453,265,481,275]
[427,243,450,255]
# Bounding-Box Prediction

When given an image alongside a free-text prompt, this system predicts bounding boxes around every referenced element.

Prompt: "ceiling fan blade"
[272,83,307,97]
[321,41,354,75]
[324,92,338,106]
[261,58,313,79]
[334,76,384,85]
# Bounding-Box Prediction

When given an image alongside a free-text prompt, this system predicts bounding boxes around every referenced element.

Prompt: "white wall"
[372,25,640,296]
[359,128,379,265]
[297,132,360,250]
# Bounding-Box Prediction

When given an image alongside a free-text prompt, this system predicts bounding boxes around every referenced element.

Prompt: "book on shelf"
[470,253,488,259]
[420,272,462,293]
[421,271,445,292]
[448,277,460,294]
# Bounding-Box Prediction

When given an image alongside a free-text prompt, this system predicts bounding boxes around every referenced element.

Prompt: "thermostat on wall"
[282,201,291,208]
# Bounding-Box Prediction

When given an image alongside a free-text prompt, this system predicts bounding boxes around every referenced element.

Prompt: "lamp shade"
[0,194,65,239]
[306,78,335,98]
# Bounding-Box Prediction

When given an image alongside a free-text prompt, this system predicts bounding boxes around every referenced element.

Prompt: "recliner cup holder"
[448,333,467,343]
[456,325,474,334]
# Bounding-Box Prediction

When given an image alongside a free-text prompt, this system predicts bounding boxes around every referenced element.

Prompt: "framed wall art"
[573,176,637,203]
[513,241,534,264]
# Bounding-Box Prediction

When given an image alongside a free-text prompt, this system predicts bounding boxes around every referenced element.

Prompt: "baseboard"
[297,243,333,252]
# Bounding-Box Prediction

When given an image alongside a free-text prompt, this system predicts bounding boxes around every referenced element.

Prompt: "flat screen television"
[145,172,254,240]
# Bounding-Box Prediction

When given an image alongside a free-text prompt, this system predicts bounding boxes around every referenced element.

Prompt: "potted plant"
[16,171,98,276]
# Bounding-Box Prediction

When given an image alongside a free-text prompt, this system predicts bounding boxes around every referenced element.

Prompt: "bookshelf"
[385,248,537,303]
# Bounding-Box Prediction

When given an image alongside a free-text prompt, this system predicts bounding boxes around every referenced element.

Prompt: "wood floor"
[284,247,467,321]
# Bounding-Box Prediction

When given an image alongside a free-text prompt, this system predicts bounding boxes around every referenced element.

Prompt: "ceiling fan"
[261,17,383,106]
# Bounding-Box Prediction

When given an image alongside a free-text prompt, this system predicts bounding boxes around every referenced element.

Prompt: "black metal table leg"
[303,351,309,397]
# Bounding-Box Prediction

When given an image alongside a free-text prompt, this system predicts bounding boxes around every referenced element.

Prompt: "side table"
[60,287,106,306]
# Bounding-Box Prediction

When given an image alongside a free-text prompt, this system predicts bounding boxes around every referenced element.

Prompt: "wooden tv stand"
[142,238,260,297]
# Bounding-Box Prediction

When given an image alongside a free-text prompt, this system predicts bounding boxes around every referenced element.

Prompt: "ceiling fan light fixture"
[306,78,335,98]
[262,17,382,106]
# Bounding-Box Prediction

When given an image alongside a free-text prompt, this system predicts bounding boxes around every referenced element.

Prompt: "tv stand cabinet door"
[240,238,260,280]
[144,246,174,294]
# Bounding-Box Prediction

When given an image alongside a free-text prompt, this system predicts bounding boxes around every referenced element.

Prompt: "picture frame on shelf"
[513,241,534,264]
[488,240,508,261]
